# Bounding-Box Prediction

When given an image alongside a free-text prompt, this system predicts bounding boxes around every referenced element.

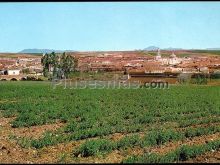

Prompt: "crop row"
[123,138,220,163]
[3,106,218,131]
[68,125,220,157]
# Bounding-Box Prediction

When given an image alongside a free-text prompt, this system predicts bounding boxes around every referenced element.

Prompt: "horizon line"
[1,47,220,54]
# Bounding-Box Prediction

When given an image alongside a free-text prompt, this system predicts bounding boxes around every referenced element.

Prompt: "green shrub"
[116,134,141,150]
[143,129,184,146]
[31,131,65,149]
[73,139,115,157]
[64,121,78,133]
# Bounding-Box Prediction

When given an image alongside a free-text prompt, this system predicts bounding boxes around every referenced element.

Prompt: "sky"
[0,2,220,52]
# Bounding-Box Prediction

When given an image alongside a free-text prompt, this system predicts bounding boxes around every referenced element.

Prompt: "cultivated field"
[0,81,220,163]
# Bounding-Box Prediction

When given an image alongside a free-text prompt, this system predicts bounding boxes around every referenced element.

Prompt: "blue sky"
[0,2,220,52]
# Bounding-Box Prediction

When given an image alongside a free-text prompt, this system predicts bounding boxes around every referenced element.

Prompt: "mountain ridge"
[18,49,75,54]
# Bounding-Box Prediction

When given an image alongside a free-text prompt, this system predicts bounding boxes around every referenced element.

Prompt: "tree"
[41,53,50,77]
[60,52,74,78]
[41,52,75,80]
[41,52,57,78]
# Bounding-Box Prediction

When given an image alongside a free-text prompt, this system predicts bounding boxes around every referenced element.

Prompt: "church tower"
[170,51,176,58]
[155,48,162,60]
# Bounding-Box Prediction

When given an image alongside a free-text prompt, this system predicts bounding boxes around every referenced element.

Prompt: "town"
[0,49,219,83]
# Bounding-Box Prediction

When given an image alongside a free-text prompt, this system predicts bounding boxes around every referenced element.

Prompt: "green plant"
[143,129,184,146]
[116,134,141,150]
[73,139,115,157]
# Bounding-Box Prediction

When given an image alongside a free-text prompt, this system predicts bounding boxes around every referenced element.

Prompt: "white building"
[168,52,182,65]
[7,69,20,75]
[199,67,209,73]
[102,61,111,65]
[155,50,183,65]
[168,67,184,73]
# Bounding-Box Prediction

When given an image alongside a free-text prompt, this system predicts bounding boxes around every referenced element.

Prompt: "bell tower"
[155,48,161,60]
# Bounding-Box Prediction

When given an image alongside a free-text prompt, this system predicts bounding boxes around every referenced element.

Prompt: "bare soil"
[185,149,220,163]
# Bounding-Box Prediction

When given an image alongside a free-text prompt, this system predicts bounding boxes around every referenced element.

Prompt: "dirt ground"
[185,149,220,163]
[0,115,220,163]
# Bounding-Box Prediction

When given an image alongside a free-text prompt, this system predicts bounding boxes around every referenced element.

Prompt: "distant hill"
[206,48,220,50]
[19,49,75,54]
[143,46,184,51]
[163,47,183,51]
[144,46,159,51]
